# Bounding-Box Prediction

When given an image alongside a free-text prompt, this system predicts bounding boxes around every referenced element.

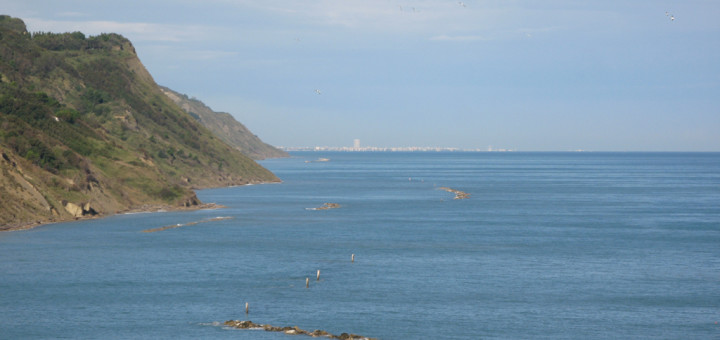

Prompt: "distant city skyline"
[278,139,517,152]
[8,0,720,151]
[277,145,491,152]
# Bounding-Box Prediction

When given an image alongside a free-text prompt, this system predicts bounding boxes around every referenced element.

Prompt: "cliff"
[159,86,288,160]
[0,15,280,230]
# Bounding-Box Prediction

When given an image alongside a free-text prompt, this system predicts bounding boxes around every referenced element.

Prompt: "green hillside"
[159,86,288,160]
[0,15,280,230]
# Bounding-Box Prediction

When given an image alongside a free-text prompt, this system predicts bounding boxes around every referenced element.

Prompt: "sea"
[1,152,719,339]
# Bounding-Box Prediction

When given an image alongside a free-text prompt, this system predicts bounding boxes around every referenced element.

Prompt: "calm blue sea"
[1,152,719,339]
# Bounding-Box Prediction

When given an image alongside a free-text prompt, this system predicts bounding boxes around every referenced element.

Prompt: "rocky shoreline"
[224,320,376,340]
[0,201,227,233]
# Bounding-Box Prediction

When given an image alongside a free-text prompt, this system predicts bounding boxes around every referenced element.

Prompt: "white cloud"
[205,0,483,32]
[21,2,577,48]
[142,44,241,62]
[429,34,488,42]
[212,0,576,44]
[56,12,87,18]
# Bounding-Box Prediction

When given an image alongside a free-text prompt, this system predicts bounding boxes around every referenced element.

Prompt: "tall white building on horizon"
[353,139,361,149]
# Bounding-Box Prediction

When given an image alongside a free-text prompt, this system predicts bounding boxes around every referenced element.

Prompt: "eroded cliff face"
[159,86,288,160]
[0,15,280,230]
[1,149,57,228]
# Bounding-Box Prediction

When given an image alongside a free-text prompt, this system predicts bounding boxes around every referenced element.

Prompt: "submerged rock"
[141,216,233,233]
[307,202,341,210]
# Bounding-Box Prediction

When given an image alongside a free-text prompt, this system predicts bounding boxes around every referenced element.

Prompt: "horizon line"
[275,146,720,153]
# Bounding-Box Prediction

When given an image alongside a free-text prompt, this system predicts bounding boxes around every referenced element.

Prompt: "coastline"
[0,201,227,233]
[0,179,278,233]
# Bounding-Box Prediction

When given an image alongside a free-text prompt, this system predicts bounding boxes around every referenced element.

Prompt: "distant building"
[353,139,361,149]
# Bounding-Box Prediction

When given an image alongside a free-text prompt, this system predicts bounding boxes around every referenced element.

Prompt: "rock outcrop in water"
[307,203,341,210]
[439,187,470,199]
[224,320,376,340]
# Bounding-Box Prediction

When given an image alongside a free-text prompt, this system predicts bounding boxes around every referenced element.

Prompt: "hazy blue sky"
[6,0,720,150]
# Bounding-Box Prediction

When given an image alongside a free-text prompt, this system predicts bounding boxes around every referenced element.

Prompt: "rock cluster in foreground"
[224,320,376,340]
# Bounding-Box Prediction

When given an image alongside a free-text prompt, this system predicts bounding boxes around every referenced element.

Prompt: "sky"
[4,0,720,151]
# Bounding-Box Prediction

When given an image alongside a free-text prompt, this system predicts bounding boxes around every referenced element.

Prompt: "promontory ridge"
[0,15,282,231]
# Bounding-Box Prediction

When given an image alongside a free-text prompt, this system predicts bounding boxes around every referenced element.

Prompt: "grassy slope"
[0,16,279,230]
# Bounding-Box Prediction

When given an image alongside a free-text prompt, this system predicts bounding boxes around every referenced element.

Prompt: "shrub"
[55,108,79,123]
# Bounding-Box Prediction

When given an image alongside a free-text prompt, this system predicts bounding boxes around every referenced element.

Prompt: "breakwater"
[224,320,376,339]
[141,216,234,233]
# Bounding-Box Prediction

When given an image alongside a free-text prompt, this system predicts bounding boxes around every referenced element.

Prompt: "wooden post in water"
[351,253,355,263]
[245,302,249,315]
[306,277,309,288]
[316,269,320,281]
